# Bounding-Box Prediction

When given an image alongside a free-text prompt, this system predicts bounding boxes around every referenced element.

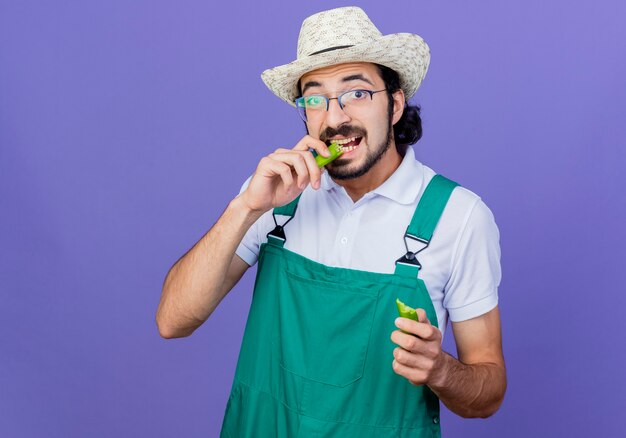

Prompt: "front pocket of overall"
[277,270,380,387]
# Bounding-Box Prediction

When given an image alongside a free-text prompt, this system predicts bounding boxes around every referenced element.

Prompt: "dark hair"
[376,64,423,155]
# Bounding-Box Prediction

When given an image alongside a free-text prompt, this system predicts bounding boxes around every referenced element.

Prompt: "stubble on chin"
[327,120,394,181]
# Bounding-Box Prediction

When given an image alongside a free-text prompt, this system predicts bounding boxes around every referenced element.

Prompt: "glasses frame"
[294,88,387,122]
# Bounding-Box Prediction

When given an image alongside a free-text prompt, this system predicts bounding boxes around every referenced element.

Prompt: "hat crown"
[297,7,382,59]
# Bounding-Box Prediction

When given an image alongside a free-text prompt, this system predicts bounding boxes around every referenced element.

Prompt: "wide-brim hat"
[261,6,430,107]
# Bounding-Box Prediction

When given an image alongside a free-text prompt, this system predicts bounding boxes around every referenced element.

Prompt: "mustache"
[319,125,366,142]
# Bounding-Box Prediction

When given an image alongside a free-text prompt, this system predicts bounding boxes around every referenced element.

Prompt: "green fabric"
[394,260,422,278]
[221,175,458,437]
[395,175,459,279]
[273,194,302,217]
[406,175,459,243]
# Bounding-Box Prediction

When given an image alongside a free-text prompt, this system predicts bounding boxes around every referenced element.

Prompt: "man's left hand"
[390,309,449,387]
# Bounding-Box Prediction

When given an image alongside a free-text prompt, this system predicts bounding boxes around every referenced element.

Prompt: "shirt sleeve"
[443,198,502,322]
[234,176,265,267]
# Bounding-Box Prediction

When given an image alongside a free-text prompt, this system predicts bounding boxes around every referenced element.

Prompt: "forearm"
[156,195,263,338]
[429,352,507,418]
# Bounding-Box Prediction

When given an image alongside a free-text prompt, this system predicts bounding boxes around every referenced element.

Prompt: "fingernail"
[395,318,402,327]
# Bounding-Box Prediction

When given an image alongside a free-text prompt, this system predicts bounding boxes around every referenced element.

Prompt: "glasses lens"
[304,95,326,109]
[298,95,328,122]
[295,98,308,121]
[340,90,371,109]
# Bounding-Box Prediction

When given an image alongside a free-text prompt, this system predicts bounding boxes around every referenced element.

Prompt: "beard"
[325,118,394,181]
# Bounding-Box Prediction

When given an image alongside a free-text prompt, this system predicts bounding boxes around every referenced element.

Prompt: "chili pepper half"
[396,298,419,334]
[314,141,344,167]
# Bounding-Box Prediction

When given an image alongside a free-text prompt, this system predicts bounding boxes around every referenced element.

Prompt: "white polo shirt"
[235,146,501,337]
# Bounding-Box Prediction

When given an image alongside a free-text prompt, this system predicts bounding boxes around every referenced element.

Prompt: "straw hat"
[261,6,430,107]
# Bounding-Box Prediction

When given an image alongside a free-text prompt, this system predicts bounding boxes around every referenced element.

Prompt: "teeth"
[333,137,357,145]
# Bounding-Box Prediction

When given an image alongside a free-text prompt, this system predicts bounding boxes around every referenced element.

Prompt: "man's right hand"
[158,137,331,338]
[238,135,331,213]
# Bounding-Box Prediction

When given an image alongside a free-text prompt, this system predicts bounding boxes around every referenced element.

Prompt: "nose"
[324,97,351,127]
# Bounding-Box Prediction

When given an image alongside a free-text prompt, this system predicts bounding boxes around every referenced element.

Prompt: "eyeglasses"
[295,89,387,122]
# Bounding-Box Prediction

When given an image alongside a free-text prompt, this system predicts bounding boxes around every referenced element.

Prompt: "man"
[157,6,506,437]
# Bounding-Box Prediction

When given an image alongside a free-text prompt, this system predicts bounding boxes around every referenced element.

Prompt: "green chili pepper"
[314,141,344,167]
[396,298,419,321]
[396,298,419,334]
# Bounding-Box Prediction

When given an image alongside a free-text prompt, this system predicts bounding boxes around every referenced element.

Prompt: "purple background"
[1,1,625,436]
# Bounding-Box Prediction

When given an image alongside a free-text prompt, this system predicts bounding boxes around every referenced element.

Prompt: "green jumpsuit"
[221,175,459,437]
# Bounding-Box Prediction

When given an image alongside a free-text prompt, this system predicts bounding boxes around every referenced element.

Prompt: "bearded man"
[157,7,506,437]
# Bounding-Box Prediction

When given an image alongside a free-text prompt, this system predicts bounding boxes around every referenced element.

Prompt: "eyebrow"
[341,74,375,87]
[301,80,322,95]
[301,74,375,95]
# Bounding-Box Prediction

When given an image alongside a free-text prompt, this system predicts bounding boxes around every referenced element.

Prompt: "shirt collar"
[320,146,424,205]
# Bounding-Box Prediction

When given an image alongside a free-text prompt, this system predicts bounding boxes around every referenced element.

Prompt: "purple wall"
[1,1,625,436]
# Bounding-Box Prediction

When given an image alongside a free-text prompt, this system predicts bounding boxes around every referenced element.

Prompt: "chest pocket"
[275,270,380,387]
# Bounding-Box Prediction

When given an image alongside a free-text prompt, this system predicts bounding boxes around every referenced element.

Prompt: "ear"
[391,89,406,125]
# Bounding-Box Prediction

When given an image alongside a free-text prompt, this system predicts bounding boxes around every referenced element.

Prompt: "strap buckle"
[404,233,429,255]
[395,250,422,269]
[267,225,286,242]
[396,233,430,269]
[266,212,295,242]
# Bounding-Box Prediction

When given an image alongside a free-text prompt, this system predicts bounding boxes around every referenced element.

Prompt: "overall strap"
[395,175,460,278]
[266,194,302,247]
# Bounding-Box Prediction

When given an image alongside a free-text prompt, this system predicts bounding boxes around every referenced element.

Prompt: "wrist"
[230,195,266,224]
[428,351,455,392]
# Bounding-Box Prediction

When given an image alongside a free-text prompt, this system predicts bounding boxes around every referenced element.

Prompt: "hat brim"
[261,33,430,107]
